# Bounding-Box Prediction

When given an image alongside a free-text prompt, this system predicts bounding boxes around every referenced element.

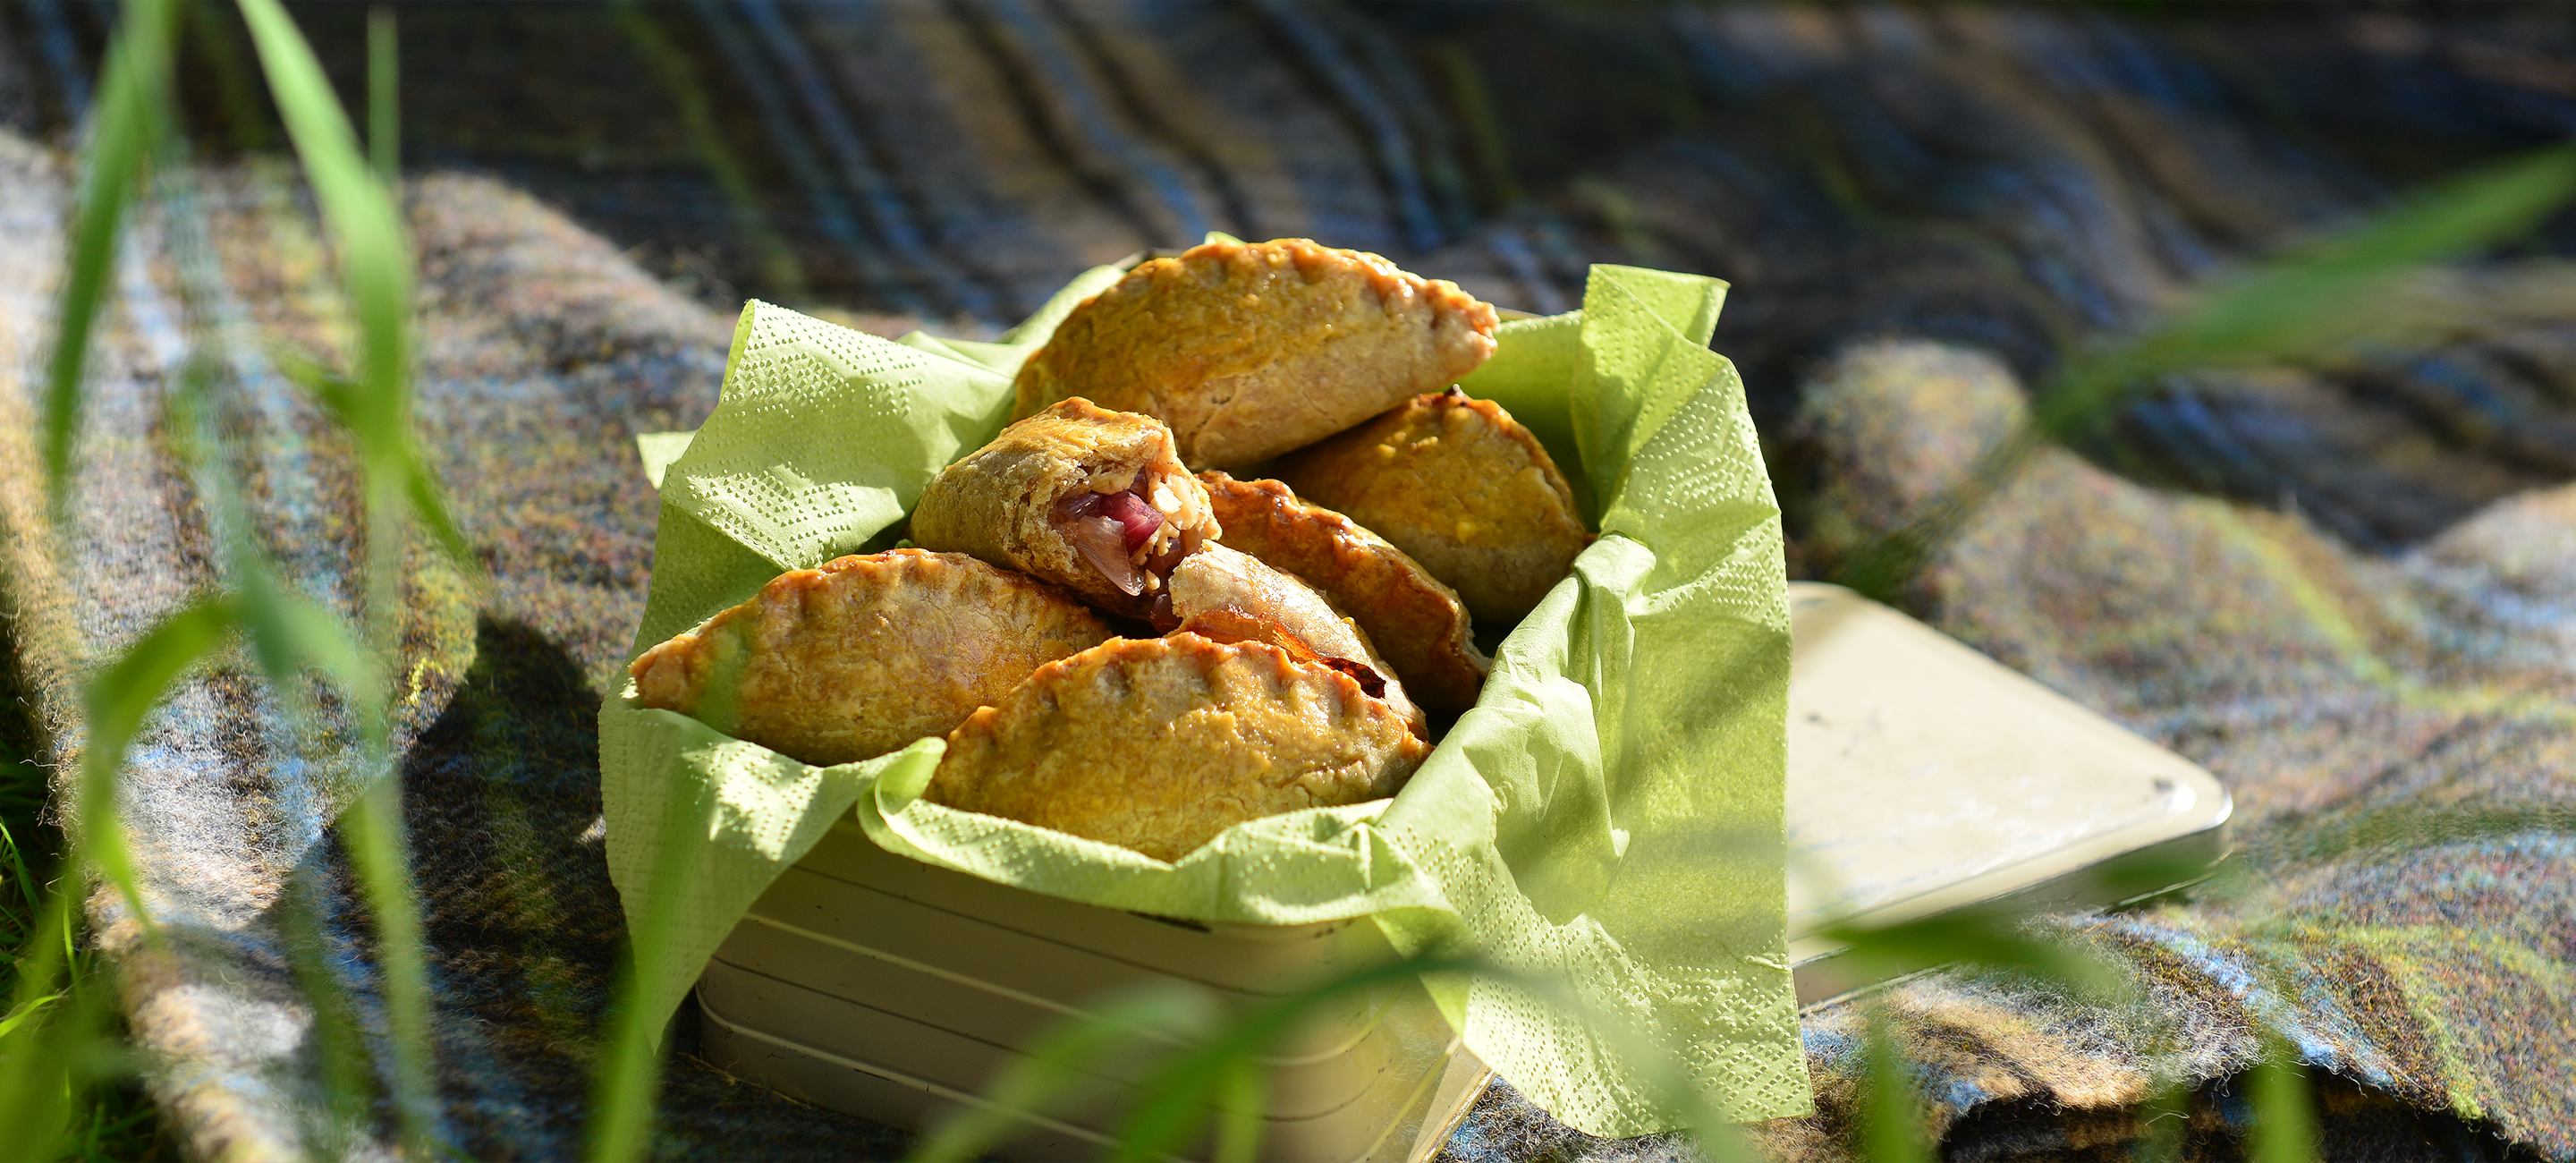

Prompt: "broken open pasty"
[629,549,1112,766]
[1158,543,1423,736]
[1013,238,1501,470]
[910,398,1219,617]
[1199,472,1489,715]
[1278,390,1592,624]
[924,633,1428,862]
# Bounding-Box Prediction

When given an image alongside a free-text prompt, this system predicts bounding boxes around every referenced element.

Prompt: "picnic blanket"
[4,3,2575,1159]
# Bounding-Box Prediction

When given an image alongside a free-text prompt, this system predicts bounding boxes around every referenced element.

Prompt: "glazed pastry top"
[1013,238,1498,470]
[1164,543,1424,736]
[1199,471,1490,715]
[630,549,1112,766]
[1279,390,1591,624]
[924,633,1428,862]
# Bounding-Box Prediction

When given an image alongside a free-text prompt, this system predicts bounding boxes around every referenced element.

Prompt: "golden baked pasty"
[1160,544,1424,736]
[1199,471,1489,715]
[910,398,1219,617]
[1013,238,1501,470]
[924,634,1428,862]
[1278,390,1591,624]
[629,550,1112,765]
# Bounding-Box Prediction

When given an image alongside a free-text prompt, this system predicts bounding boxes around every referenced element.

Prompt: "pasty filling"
[1055,473,1208,596]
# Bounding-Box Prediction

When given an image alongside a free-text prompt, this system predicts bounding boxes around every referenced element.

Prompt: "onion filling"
[1097,490,1165,550]
[1056,482,1192,597]
[1065,514,1145,594]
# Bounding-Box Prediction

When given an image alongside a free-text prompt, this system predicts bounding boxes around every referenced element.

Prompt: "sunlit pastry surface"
[924,633,1429,862]
[629,550,1112,766]
[1165,544,1423,736]
[1199,471,1489,715]
[1013,238,1499,470]
[1280,390,1591,624]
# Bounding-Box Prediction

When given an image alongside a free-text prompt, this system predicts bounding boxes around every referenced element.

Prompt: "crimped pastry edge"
[627,548,1108,744]
[1199,471,1492,713]
[1275,389,1593,624]
[1011,238,1501,467]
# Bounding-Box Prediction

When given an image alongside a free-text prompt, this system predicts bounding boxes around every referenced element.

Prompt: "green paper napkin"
[599,262,1811,1135]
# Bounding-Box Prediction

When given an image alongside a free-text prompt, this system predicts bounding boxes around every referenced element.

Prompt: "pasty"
[1199,471,1489,714]
[924,634,1428,862]
[1278,390,1591,624]
[629,549,1112,765]
[1013,238,1500,470]
[1159,544,1424,736]
[910,398,1219,617]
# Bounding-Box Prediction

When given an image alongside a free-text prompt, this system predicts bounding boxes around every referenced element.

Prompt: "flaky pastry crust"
[910,398,1217,617]
[629,549,1112,766]
[1199,471,1490,714]
[1165,544,1424,736]
[1013,238,1500,470]
[1278,391,1591,624]
[924,634,1428,862]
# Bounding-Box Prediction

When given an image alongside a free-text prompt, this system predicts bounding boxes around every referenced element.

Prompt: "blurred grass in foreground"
[5,2,2573,1159]
[4,0,470,1157]
[0,614,170,1161]
[1830,145,2576,600]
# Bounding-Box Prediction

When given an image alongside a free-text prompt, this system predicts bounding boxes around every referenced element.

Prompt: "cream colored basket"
[695,819,1489,1162]
[1780,582,2234,1003]
[698,582,2236,1159]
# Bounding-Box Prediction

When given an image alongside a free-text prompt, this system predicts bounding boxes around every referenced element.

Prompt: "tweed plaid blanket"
[4,4,2574,1159]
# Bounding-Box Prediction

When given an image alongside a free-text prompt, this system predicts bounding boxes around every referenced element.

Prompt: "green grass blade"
[588,762,718,1163]
[369,4,397,184]
[264,343,361,425]
[0,887,82,1159]
[0,817,42,948]
[0,855,135,1163]
[402,449,478,569]
[1107,956,1505,1163]
[235,0,410,439]
[1858,1007,1932,1163]
[339,774,431,1154]
[11,4,182,1154]
[232,563,382,724]
[267,349,478,573]
[0,990,66,1041]
[1819,906,2136,1008]
[142,114,409,1161]
[183,1,274,152]
[81,598,239,938]
[1208,1059,1265,1163]
[351,471,435,1157]
[2134,1080,2190,1163]
[611,0,809,302]
[39,0,177,519]
[904,984,1217,1163]
[235,4,445,1153]
[279,871,377,1158]
[932,952,1749,1163]
[2247,1043,2319,1163]
[1103,963,1419,1162]
[1834,145,2576,599]
[2039,146,2576,436]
